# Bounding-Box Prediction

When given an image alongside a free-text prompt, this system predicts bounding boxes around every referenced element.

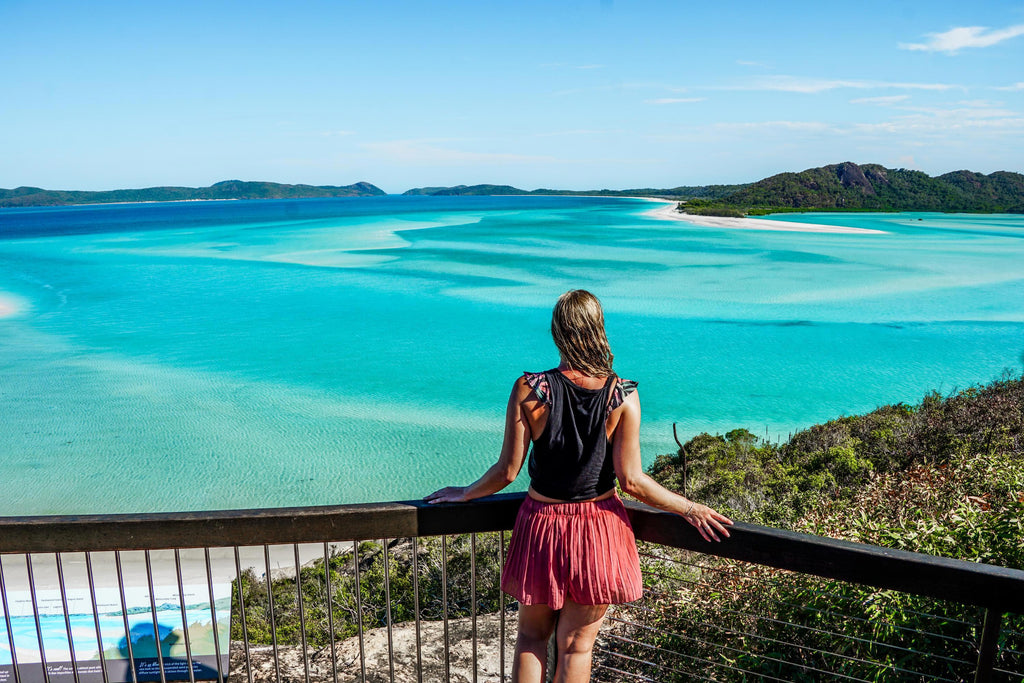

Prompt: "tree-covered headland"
[682,162,1024,216]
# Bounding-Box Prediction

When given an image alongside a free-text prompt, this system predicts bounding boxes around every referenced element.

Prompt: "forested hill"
[684,162,1024,215]
[402,184,525,196]
[402,183,748,199]
[0,180,386,208]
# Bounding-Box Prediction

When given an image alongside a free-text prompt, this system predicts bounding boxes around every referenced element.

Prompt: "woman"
[426,290,733,682]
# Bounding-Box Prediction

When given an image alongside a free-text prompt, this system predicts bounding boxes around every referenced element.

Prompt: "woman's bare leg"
[553,600,609,683]
[512,603,557,683]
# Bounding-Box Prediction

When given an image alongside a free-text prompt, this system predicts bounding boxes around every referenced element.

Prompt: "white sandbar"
[645,201,887,234]
[0,295,22,318]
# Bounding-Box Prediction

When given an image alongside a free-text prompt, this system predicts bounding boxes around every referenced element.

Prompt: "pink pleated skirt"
[500,492,644,609]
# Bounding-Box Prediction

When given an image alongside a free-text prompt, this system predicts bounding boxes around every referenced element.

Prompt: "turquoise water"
[1,197,1022,515]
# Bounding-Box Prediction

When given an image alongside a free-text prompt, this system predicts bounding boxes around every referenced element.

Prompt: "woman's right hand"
[683,503,734,542]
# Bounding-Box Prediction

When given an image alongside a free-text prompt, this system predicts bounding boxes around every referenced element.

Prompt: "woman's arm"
[612,390,734,542]
[425,378,533,504]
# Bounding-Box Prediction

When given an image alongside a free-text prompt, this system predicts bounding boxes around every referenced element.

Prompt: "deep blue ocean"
[1,196,1021,514]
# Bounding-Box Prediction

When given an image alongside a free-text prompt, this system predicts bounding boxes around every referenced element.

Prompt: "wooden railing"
[1,493,1021,682]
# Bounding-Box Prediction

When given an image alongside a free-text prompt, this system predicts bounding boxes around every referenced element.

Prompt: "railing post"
[974,608,1002,683]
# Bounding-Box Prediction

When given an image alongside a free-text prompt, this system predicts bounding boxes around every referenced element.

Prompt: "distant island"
[0,180,386,208]
[681,162,1024,217]
[401,183,748,200]
[4,162,1022,213]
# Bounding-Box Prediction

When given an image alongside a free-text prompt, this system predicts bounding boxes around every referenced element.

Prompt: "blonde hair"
[551,290,615,377]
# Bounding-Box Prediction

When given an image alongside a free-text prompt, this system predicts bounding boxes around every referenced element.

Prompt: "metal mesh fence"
[592,543,1023,682]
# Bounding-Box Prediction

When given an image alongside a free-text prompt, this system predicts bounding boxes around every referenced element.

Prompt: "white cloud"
[532,129,622,138]
[956,99,1001,108]
[649,120,839,145]
[541,62,606,70]
[851,116,1024,137]
[994,82,1024,91]
[850,104,1024,136]
[900,24,1024,54]
[712,120,836,132]
[646,97,706,105]
[730,75,957,93]
[746,76,866,93]
[674,99,1024,141]
[850,95,911,106]
[553,81,691,97]
[896,102,1018,119]
[359,140,556,166]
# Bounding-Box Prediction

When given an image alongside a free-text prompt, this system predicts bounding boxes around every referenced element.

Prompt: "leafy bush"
[655,374,1024,532]
[609,374,1024,680]
[230,533,506,647]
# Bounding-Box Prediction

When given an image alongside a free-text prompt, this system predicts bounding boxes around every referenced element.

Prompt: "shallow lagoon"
[1,197,1021,514]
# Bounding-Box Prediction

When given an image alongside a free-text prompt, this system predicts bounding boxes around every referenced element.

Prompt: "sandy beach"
[645,201,888,234]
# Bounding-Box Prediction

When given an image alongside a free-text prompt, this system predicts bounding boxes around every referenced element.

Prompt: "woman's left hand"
[424,486,469,504]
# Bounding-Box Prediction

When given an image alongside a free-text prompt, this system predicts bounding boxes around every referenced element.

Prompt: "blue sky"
[2,0,1023,192]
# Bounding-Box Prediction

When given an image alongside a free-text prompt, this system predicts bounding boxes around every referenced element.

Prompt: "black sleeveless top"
[524,370,637,501]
